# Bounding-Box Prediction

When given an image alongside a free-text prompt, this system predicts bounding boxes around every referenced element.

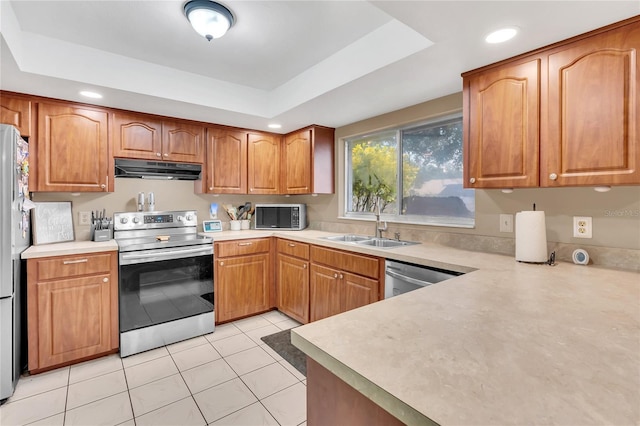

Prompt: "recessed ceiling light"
[485,27,519,44]
[80,91,103,99]
[268,123,282,129]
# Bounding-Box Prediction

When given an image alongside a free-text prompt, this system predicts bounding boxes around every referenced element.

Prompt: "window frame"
[341,112,475,228]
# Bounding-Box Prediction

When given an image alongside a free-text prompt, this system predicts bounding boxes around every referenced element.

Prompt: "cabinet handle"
[469,177,476,184]
[549,173,558,181]
[339,273,343,279]
[103,277,109,283]
[63,259,88,265]
[333,273,338,278]
[249,188,254,192]
[303,264,307,269]
[163,153,169,157]
[219,261,224,266]
[288,243,296,247]
[156,153,162,157]
[209,187,213,191]
[238,242,253,246]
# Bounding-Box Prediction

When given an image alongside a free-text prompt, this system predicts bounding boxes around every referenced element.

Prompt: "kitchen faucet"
[374,198,387,238]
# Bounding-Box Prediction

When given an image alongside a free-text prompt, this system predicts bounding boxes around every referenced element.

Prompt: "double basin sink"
[321,234,420,249]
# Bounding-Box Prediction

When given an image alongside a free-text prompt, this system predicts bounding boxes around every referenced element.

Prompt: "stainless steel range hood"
[115,158,201,181]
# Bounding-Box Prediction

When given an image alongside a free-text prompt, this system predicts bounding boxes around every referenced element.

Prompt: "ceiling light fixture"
[184,0,235,41]
[268,123,282,129]
[79,90,103,99]
[485,27,519,44]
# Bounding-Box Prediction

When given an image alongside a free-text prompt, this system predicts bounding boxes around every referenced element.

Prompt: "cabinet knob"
[303,264,307,269]
[209,187,213,191]
[220,261,224,266]
[163,153,169,157]
[103,277,109,283]
[339,274,343,279]
[469,177,476,184]
[156,153,162,157]
[249,188,254,192]
[549,173,558,181]
[333,273,338,278]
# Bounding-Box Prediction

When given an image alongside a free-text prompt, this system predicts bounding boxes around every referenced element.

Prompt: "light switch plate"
[499,214,514,233]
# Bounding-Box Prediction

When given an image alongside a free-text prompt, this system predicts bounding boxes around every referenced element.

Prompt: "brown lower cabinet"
[307,358,404,426]
[276,239,310,324]
[214,238,274,323]
[309,246,381,322]
[27,251,118,373]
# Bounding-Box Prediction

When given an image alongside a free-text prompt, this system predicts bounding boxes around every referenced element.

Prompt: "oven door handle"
[120,246,213,264]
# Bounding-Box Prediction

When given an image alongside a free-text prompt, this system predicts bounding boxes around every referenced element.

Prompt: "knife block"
[90,223,113,242]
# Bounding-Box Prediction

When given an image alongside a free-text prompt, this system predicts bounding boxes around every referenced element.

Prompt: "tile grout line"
[119,355,137,426]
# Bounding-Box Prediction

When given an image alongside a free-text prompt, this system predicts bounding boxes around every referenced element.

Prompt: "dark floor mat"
[261,328,306,376]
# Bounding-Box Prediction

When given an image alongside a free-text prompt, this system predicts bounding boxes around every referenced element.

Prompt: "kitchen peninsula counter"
[230,231,640,425]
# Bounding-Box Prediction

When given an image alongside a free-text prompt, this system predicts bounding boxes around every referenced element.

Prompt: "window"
[345,114,474,227]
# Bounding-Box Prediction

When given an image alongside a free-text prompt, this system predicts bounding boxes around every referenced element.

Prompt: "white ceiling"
[1,1,638,133]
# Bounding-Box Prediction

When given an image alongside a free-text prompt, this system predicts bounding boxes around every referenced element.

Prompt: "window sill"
[337,215,475,229]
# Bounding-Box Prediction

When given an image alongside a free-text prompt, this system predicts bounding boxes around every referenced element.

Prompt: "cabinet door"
[162,121,205,163]
[112,112,162,160]
[0,95,32,137]
[35,274,112,369]
[277,254,309,324]
[206,128,247,193]
[282,130,312,194]
[542,24,640,186]
[464,59,540,188]
[216,253,270,323]
[309,264,341,322]
[341,271,378,313]
[37,103,110,192]
[248,133,279,194]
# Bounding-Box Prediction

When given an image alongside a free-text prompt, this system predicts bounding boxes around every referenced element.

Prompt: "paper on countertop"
[515,210,548,263]
[22,199,36,210]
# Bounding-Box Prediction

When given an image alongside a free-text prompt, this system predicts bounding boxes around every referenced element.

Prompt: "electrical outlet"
[78,211,91,226]
[499,214,514,233]
[573,216,592,238]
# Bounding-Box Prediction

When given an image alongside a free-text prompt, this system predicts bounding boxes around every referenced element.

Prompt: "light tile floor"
[0,310,306,426]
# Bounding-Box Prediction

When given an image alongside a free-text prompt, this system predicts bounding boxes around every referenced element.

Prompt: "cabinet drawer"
[216,238,270,257]
[311,246,380,279]
[34,253,113,281]
[277,239,310,260]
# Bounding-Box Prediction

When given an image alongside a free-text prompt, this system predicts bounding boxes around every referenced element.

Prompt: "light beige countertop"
[248,231,639,426]
[21,240,118,259]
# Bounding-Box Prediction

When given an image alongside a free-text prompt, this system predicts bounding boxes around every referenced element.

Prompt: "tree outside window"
[345,114,474,227]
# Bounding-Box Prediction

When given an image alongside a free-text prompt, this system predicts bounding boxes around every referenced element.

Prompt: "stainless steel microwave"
[254,204,307,230]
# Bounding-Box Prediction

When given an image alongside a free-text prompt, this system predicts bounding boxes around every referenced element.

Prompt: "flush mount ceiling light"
[485,27,519,44]
[268,123,282,129]
[184,0,235,41]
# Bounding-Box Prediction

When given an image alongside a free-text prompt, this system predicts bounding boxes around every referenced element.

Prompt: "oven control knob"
[177,215,185,222]
[120,217,129,224]
[133,217,140,224]
[186,214,194,221]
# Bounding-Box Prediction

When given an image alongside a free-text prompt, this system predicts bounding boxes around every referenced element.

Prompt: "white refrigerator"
[0,124,30,402]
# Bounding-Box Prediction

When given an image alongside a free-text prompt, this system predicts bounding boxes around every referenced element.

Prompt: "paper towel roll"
[515,211,548,263]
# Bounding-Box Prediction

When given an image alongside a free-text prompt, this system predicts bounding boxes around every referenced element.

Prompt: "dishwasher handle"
[385,267,435,288]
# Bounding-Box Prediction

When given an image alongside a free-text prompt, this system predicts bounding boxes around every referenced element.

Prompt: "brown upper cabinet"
[112,112,204,164]
[37,102,111,192]
[198,128,279,195]
[282,126,335,194]
[463,17,640,188]
[248,132,280,194]
[0,92,32,137]
[199,125,335,195]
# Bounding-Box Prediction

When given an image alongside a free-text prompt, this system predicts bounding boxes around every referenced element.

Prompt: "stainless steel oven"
[114,210,214,357]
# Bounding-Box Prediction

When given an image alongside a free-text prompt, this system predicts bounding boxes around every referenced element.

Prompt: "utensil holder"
[91,224,113,241]
[229,220,241,231]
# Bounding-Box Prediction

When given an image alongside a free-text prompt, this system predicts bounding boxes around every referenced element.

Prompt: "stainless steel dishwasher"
[384,259,462,298]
